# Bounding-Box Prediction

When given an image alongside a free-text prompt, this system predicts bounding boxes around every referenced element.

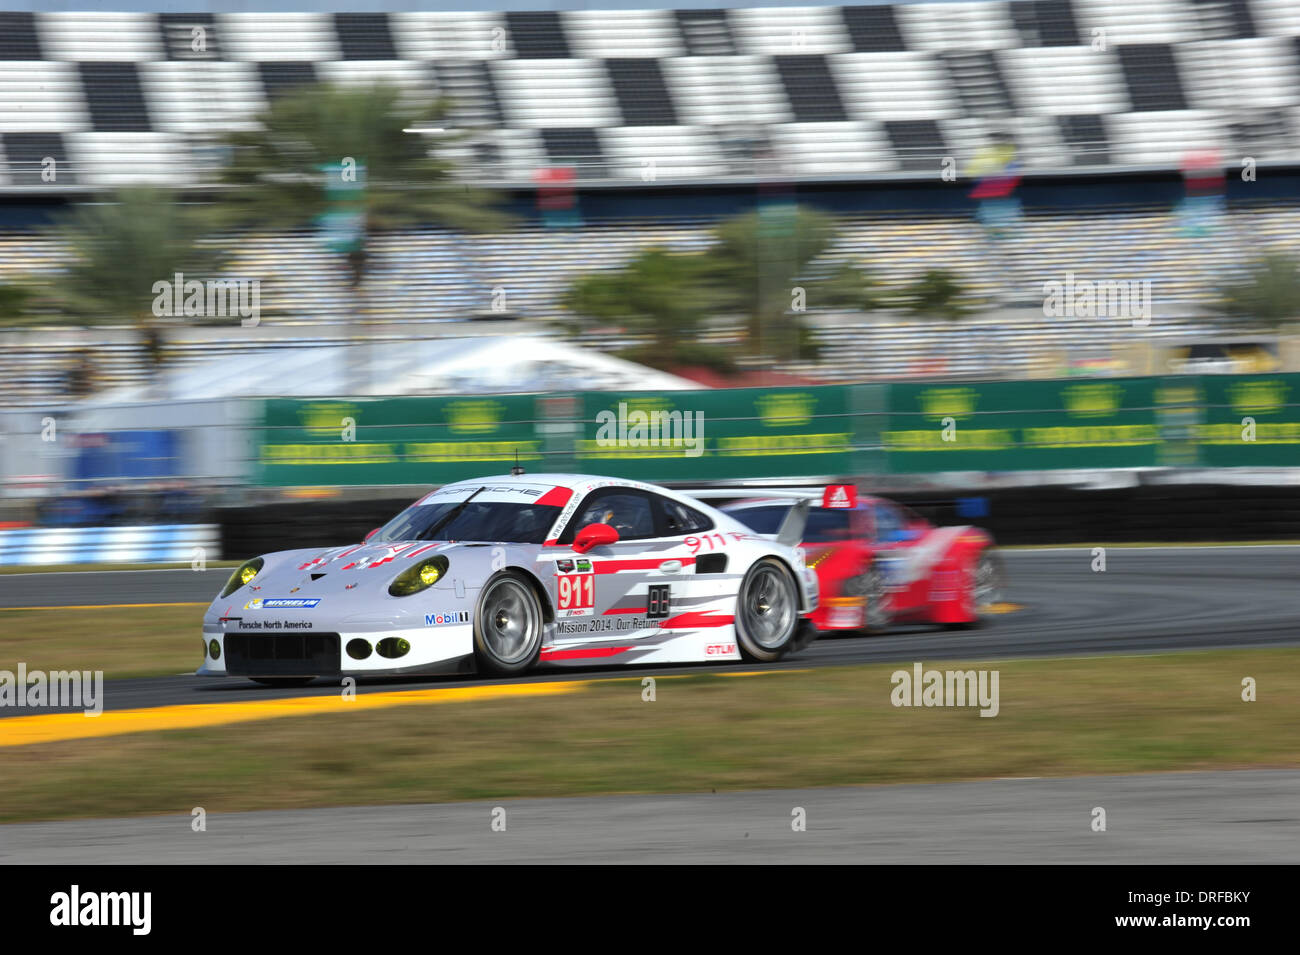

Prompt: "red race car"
[715,486,1004,633]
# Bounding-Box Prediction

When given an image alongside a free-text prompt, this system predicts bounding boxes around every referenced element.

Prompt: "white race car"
[200,472,819,685]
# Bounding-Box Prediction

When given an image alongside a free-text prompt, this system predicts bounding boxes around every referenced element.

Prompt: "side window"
[872,503,905,543]
[657,497,714,536]
[803,508,854,543]
[562,489,658,542]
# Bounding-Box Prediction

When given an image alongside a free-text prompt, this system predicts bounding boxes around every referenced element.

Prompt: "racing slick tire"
[861,561,894,634]
[251,677,316,688]
[734,558,800,663]
[944,548,1005,631]
[473,570,545,676]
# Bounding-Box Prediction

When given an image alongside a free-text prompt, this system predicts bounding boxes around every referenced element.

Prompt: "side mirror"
[364,528,380,542]
[573,522,619,553]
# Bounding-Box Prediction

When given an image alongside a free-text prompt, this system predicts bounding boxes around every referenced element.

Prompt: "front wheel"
[734,558,800,663]
[945,549,1005,631]
[473,571,544,676]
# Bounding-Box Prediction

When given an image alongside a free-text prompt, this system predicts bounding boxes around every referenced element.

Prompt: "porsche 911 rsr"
[199,473,819,685]
[717,486,1002,633]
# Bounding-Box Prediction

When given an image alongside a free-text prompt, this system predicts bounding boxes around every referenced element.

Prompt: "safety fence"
[0,524,219,566]
[252,374,1300,487]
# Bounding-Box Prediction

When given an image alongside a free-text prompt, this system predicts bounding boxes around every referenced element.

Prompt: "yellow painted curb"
[981,602,1025,615]
[0,680,584,748]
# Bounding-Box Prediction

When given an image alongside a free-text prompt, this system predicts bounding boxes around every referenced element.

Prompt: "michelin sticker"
[245,597,321,610]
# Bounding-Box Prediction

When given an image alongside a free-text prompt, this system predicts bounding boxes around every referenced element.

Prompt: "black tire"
[860,562,894,634]
[250,677,315,688]
[473,570,545,676]
[734,558,800,663]
[943,548,1005,630]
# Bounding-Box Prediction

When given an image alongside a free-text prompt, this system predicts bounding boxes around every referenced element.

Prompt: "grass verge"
[0,605,202,679]
[0,649,1294,822]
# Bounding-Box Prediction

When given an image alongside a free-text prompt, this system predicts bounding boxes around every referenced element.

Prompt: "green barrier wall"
[252,374,1300,486]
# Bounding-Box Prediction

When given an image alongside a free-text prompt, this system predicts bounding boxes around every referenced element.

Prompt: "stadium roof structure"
[88,335,701,402]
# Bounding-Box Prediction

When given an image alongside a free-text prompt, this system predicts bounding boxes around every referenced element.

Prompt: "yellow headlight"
[388,556,450,597]
[220,557,264,598]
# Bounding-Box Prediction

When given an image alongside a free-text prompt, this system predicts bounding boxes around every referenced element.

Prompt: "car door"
[551,487,671,645]
[871,500,934,613]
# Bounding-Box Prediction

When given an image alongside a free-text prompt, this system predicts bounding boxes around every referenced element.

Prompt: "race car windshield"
[729,504,854,543]
[372,501,562,544]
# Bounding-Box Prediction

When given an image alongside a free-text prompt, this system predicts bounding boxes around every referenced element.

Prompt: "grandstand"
[1,200,1296,400]
[1,1,1298,403]
[1,2,1298,185]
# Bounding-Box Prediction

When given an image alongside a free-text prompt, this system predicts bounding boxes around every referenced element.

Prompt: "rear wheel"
[972,549,1003,610]
[734,558,799,663]
[473,571,544,676]
[861,562,893,634]
[944,549,1005,631]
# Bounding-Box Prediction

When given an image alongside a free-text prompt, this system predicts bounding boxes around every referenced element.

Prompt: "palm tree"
[895,268,982,320]
[563,249,733,373]
[0,282,36,323]
[701,206,879,361]
[214,82,510,293]
[37,188,223,376]
[1210,255,1300,329]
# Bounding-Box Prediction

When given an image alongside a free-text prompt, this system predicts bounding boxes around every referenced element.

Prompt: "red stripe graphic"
[594,557,696,574]
[602,607,647,615]
[539,645,634,661]
[536,486,573,507]
[659,611,734,629]
[404,543,442,559]
[370,543,419,567]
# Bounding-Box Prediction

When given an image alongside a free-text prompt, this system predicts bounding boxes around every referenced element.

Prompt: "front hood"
[207,540,477,631]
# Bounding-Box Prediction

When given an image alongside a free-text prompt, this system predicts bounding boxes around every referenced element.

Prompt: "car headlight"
[220,557,264,598]
[389,556,449,597]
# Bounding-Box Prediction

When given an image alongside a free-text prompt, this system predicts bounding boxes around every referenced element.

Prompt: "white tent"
[91,335,701,402]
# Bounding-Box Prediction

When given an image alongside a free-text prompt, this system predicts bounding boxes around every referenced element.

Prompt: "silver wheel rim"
[481,578,540,664]
[864,567,891,630]
[740,564,796,650]
[973,553,1000,609]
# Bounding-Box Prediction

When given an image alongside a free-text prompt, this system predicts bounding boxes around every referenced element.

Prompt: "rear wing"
[684,485,859,546]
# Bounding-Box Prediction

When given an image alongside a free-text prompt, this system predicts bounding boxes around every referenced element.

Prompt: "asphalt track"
[0,546,1298,713]
[0,770,1294,863]
[1,549,1296,864]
